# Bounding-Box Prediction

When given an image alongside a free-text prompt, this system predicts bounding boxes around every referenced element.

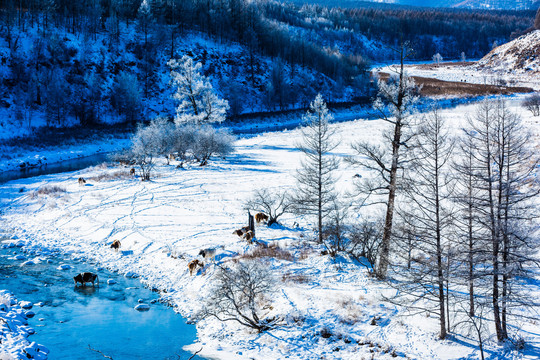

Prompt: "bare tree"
[390,108,454,339]
[464,99,540,342]
[292,94,339,244]
[130,118,172,180]
[452,131,486,318]
[245,188,292,226]
[199,261,277,332]
[347,216,384,272]
[522,93,540,117]
[347,43,419,279]
[191,126,235,166]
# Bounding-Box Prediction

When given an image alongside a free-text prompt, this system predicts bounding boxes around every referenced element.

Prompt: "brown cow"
[110,240,121,251]
[130,168,136,176]
[243,230,255,244]
[78,177,86,186]
[233,229,244,237]
[73,272,99,286]
[188,259,204,276]
[255,212,269,224]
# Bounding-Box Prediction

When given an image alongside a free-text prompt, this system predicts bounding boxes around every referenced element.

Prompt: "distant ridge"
[289,0,538,10]
[477,30,540,73]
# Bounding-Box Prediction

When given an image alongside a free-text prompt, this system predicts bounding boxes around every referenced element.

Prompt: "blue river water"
[0,246,203,360]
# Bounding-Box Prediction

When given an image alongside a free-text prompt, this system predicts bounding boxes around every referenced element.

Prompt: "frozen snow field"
[0,97,538,360]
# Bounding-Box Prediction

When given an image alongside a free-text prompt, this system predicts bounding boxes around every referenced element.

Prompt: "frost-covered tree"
[168,56,229,125]
[129,118,169,180]
[45,70,68,126]
[348,43,419,279]
[432,53,443,66]
[293,94,339,244]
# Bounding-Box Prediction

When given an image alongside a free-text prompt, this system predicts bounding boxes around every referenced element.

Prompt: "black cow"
[73,272,99,287]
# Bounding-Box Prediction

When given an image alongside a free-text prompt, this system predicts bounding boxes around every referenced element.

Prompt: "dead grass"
[378,72,533,97]
[87,170,133,182]
[411,61,475,70]
[240,242,294,262]
[31,185,66,198]
[337,297,365,325]
[281,272,310,284]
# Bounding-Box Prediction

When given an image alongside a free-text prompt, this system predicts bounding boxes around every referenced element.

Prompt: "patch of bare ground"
[378,72,533,97]
[411,61,475,70]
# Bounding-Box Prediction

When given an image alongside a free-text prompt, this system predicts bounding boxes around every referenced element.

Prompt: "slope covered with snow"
[477,30,540,74]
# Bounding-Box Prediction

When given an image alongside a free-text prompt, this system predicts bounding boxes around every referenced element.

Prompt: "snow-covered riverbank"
[0,99,538,360]
[0,290,48,360]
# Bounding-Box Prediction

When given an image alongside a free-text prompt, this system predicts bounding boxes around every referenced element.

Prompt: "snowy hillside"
[477,30,540,74]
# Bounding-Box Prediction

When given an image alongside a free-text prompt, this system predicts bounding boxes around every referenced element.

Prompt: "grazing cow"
[188,259,204,276]
[233,229,244,237]
[73,272,99,287]
[78,177,86,186]
[130,168,136,176]
[255,212,269,224]
[243,230,255,244]
[110,240,121,251]
[198,248,217,262]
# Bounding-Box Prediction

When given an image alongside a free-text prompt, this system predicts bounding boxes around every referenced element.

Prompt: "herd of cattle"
[72,211,270,286]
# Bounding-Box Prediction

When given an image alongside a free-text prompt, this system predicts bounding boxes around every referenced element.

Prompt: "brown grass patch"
[282,272,310,284]
[31,185,66,198]
[411,61,475,70]
[240,242,294,262]
[378,72,533,97]
[87,170,132,182]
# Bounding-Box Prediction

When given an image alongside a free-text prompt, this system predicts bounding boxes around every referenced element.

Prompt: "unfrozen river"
[0,245,202,359]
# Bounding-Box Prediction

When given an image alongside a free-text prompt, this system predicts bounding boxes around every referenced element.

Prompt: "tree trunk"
[377,120,401,278]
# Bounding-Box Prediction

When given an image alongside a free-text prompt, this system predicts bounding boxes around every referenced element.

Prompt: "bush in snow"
[191,125,235,166]
[199,261,277,332]
[128,119,235,178]
[245,188,292,226]
[346,217,384,272]
[522,92,540,116]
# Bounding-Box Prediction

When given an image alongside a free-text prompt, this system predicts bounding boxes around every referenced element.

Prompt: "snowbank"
[0,290,48,360]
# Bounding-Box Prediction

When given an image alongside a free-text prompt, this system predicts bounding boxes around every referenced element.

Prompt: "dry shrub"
[281,272,310,284]
[31,185,66,198]
[337,297,364,325]
[241,243,294,262]
[88,170,132,182]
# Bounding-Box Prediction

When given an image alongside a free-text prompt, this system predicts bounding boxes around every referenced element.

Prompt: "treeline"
[265,2,535,59]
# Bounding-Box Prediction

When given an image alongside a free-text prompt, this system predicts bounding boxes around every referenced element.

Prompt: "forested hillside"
[0,0,534,135]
